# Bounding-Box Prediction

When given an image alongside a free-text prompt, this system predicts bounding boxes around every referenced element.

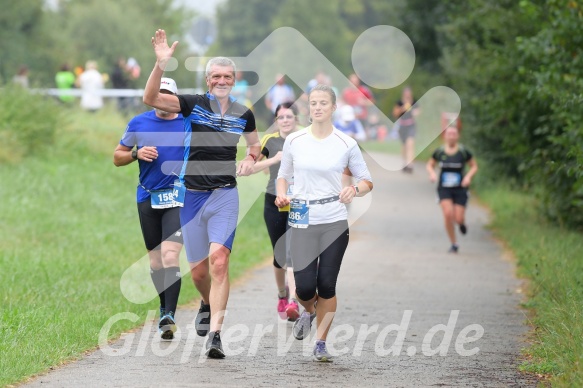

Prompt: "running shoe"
[459,224,467,235]
[195,300,211,337]
[313,340,333,362]
[277,296,288,320]
[293,311,316,340]
[206,331,225,359]
[448,244,459,254]
[285,300,300,321]
[158,312,176,340]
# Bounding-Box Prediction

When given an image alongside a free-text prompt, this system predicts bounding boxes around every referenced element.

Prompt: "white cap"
[340,105,356,122]
[160,77,178,94]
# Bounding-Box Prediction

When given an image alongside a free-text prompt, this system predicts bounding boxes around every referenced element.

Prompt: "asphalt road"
[24,153,537,387]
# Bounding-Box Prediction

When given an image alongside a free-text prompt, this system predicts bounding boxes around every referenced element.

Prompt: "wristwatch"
[131,149,138,160]
[352,185,360,194]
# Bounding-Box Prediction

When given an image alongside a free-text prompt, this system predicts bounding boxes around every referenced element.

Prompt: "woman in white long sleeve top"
[275,84,373,362]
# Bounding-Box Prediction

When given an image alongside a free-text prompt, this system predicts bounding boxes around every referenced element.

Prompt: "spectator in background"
[306,71,328,94]
[111,57,132,114]
[55,63,76,104]
[12,65,29,88]
[334,105,366,189]
[341,73,375,130]
[77,60,104,112]
[334,105,366,142]
[265,73,295,114]
[366,113,389,142]
[126,57,141,81]
[392,86,420,173]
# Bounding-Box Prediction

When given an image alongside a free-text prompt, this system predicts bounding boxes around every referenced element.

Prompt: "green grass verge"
[475,181,583,386]
[0,105,272,386]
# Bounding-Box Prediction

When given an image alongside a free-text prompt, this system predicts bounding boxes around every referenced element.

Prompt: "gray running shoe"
[205,331,225,359]
[313,340,333,362]
[293,311,316,340]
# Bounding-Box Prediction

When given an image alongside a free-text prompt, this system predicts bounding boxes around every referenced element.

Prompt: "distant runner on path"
[426,125,478,253]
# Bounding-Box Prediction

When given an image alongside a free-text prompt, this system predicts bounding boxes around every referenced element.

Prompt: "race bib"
[151,188,176,209]
[442,172,462,188]
[288,199,309,228]
[172,179,185,207]
[150,179,185,209]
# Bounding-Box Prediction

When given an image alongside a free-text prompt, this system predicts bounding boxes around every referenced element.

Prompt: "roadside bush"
[0,86,61,163]
[440,0,583,229]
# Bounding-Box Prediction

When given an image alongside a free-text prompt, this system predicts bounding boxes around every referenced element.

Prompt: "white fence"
[31,88,203,98]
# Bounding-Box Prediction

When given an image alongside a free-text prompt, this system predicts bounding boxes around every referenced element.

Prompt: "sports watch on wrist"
[352,185,359,194]
[131,149,138,160]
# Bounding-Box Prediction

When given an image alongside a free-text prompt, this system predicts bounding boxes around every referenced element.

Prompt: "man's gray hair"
[205,57,236,78]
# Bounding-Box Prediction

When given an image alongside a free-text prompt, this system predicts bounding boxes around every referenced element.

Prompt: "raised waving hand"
[151,29,178,63]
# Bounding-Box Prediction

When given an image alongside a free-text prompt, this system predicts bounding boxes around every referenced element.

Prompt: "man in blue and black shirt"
[143,29,260,359]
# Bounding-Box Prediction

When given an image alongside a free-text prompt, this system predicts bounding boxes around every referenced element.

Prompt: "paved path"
[25,153,537,387]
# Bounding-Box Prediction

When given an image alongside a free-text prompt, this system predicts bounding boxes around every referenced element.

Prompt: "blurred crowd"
[250,71,393,143]
[11,63,414,143]
[12,57,142,115]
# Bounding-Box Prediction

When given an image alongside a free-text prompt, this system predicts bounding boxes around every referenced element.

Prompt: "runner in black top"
[426,125,478,253]
[251,102,300,321]
[143,29,260,359]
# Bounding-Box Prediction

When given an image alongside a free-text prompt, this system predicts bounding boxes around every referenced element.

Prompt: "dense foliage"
[0,0,195,88]
[440,0,583,228]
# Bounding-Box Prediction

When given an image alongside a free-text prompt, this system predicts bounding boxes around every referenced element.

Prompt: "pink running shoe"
[285,300,300,321]
[277,297,288,320]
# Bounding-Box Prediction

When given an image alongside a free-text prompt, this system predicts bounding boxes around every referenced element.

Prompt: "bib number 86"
[289,211,305,221]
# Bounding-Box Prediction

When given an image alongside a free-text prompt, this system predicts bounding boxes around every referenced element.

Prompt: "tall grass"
[475,182,583,386]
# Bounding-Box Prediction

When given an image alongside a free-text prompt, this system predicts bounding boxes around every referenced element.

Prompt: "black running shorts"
[437,187,468,207]
[137,200,183,251]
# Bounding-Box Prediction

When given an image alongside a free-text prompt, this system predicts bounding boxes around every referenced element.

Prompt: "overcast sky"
[174,0,224,17]
[44,0,224,17]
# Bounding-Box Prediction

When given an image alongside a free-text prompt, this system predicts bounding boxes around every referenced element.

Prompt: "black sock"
[164,266,182,315]
[150,267,166,310]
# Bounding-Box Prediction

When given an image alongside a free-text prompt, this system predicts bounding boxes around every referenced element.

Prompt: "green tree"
[54,0,195,87]
[0,0,49,85]
[209,0,282,57]
[439,0,583,228]
[0,0,196,88]
[516,1,583,226]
